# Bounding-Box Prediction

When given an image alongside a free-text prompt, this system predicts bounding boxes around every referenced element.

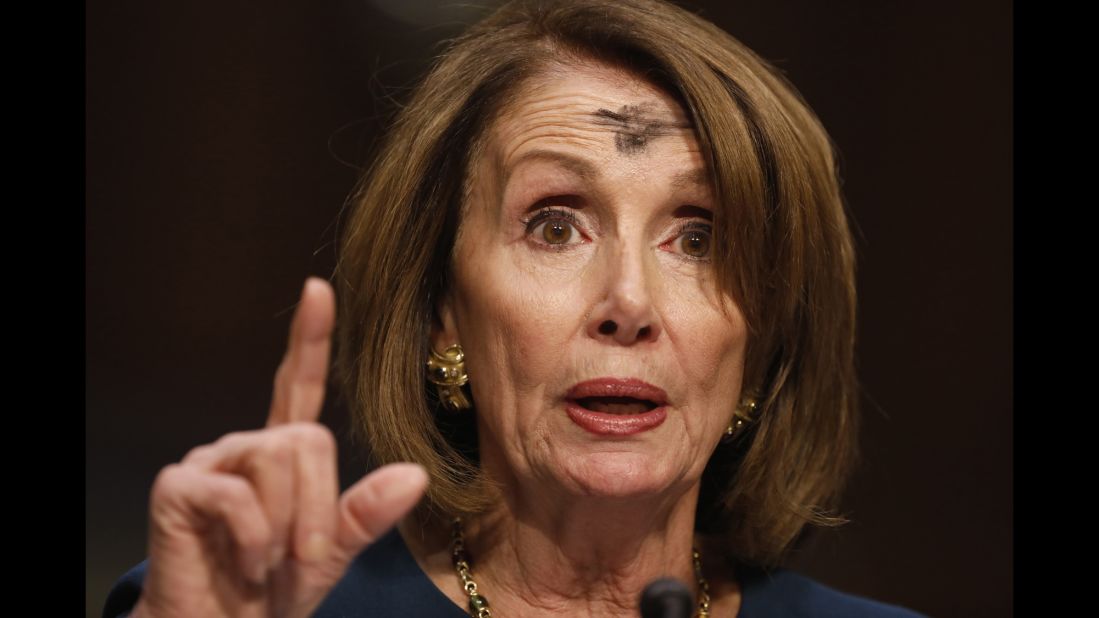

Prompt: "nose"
[586,241,662,346]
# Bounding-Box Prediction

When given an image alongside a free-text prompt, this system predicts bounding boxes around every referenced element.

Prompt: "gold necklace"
[450,517,711,618]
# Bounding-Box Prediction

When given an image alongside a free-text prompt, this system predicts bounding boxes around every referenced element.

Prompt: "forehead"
[484,61,703,174]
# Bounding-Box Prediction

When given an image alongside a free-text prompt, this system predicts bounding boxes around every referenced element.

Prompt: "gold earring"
[724,395,759,440]
[426,344,472,411]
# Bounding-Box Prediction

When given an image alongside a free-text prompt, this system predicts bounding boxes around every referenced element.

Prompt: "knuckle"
[214,430,249,448]
[208,475,250,505]
[150,464,199,509]
[152,463,188,495]
[180,444,211,465]
[290,423,336,454]
[255,432,293,465]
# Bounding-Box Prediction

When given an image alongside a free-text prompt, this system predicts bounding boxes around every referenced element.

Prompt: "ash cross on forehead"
[591,103,689,155]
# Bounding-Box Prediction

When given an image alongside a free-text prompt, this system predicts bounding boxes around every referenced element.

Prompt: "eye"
[669,223,713,260]
[525,208,584,247]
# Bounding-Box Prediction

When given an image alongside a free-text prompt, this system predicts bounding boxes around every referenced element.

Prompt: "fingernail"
[301,532,330,562]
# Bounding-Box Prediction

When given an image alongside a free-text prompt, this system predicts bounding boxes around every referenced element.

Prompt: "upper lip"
[565,378,669,406]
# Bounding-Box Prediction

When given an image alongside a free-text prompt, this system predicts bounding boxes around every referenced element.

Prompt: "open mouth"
[573,396,659,415]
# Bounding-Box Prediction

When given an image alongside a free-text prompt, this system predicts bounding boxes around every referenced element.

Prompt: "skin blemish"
[591,104,685,155]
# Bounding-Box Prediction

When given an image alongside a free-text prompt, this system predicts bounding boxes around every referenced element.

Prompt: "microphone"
[640,577,694,618]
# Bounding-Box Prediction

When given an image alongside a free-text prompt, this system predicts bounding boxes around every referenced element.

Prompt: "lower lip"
[564,401,667,436]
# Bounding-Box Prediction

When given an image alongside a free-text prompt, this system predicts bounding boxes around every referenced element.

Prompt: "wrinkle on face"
[437,61,748,503]
[492,84,697,167]
[591,103,692,155]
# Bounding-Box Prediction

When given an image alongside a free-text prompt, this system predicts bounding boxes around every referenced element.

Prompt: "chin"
[556,450,684,499]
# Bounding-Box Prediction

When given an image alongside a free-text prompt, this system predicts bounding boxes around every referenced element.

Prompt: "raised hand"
[130,278,429,618]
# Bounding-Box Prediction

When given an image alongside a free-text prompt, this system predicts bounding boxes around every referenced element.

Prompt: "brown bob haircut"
[333,0,858,568]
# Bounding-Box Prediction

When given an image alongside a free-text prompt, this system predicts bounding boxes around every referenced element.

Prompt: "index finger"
[268,277,336,426]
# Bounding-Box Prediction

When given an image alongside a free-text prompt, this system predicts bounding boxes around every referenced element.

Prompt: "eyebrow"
[671,168,710,189]
[502,149,599,187]
[503,148,709,192]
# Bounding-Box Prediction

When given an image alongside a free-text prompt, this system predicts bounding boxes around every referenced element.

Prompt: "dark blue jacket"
[103,529,926,617]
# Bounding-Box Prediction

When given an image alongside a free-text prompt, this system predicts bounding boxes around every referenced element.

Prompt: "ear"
[429,289,461,353]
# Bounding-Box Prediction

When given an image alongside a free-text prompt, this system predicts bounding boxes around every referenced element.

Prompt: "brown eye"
[679,229,711,258]
[526,209,582,247]
[543,220,573,244]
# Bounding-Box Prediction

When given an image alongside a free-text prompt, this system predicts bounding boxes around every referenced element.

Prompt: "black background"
[86,1,1012,615]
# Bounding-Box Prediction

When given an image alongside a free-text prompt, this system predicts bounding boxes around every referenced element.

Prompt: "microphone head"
[640,577,694,618]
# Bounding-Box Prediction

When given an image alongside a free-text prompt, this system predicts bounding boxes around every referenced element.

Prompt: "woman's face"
[434,60,748,501]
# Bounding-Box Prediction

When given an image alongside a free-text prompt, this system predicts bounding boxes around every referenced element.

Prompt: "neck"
[461,482,703,617]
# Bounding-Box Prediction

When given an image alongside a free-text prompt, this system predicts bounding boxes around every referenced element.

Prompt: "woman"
[104,0,925,616]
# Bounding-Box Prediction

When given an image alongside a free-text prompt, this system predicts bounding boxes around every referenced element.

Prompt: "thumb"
[334,463,429,558]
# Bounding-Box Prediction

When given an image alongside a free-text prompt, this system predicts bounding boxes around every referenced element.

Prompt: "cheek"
[451,247,583,402]
[681,304,746,382]
[662,277,749,421]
